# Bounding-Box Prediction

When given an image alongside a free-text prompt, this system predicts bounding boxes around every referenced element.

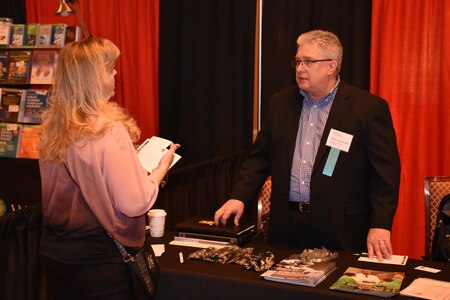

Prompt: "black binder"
[175,216,256,245]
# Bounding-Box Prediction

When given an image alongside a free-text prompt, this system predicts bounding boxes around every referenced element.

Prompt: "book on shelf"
[29,49,57,84]
[10,24,26,47]
[17,89,48,123]
[25,24,39,47]
[0,122,22,158]
[0,50,9,83]
[37,24,53,47]
[0,88,24,122]
[65,26,81,44]
[52,24,67,48]
[261,255,337,287]
[329,267,405,298]
[6,50,31,84]
[17,124,40,159]
[0,18,13,46]
[137,136,181,173]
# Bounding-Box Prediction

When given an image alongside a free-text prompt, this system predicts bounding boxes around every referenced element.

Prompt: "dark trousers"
[286,209,316,249]
[40,254,136,300]
[283,208,367,252]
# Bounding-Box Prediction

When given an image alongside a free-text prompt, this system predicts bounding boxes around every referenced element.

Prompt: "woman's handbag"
[111,234,160,299]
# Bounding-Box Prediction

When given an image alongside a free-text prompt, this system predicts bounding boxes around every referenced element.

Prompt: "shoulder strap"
[109,233,135,262]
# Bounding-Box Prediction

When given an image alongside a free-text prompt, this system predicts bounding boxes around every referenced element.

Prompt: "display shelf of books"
[1,18,81,49]
[0,87,48,159]
[0,17,81,159]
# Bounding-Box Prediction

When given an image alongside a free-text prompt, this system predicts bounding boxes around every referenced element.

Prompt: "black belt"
[289,201,311,213]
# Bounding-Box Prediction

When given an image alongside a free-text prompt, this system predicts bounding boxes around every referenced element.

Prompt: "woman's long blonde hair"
[39,37,140,162]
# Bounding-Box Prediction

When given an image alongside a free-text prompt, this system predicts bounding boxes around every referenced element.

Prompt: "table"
[151,232,450,300]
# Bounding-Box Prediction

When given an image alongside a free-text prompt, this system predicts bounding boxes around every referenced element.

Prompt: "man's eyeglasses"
[291,58,333,68]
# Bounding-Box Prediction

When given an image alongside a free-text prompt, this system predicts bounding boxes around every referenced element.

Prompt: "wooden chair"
[424,176,450,259]
[257,176,272,236]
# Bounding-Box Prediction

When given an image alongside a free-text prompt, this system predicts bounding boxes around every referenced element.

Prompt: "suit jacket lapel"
[312,82,351,173]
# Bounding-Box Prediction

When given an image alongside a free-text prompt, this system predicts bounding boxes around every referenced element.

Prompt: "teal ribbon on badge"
[322,147,340,177]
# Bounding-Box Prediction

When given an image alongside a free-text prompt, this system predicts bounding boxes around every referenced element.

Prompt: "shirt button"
[310,123,314,126]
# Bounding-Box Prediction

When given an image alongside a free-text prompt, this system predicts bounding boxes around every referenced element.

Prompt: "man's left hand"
[367,228,393,261]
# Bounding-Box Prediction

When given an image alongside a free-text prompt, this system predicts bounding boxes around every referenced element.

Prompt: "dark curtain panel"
[159,0,256,165]
[154,151,250,229]
[261,0,372,118]
[0,0,26,23]
[0,158,42,209]
[159,0,371,165]
[0,204,42,300]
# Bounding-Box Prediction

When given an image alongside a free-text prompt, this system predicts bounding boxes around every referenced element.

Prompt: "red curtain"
[25,0,160,141]
[371,0,450,258]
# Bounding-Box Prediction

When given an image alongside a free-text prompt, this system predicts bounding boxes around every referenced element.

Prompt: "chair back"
[424,176,450,259]
[257,176,272,232]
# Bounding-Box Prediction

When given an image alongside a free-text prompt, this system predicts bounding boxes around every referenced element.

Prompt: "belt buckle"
[298,202,310,213]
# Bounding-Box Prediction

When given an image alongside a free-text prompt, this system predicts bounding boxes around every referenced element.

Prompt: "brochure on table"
[329,267,405,297]
[400,277,450,300]
[261,254,337,287]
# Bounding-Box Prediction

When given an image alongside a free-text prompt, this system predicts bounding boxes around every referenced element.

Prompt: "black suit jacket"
[231,82,400,251]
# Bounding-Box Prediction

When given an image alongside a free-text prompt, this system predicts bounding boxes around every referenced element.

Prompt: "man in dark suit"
[215,30,400,260]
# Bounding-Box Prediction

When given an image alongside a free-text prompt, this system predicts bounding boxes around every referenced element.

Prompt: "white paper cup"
[147,209,167,237]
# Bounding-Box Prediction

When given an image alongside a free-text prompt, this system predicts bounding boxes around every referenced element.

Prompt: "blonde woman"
[39,37,179,299]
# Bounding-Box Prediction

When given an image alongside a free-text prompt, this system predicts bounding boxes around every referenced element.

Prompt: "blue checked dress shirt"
[289,79,340,202]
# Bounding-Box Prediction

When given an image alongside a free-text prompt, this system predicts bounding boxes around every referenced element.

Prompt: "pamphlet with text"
[329,267,404,297]
[261,254,337,287]
[137,136,181,173]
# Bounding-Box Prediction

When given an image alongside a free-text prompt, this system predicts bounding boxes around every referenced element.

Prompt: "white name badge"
[326,129,353,153]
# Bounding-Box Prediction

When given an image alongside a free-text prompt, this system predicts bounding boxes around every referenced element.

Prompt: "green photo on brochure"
[329,267,405,298]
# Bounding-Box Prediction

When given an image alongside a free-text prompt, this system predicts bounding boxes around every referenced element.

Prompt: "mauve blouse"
[39,123,159,257]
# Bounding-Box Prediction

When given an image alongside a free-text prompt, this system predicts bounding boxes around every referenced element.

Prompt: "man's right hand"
[214,199,244,226]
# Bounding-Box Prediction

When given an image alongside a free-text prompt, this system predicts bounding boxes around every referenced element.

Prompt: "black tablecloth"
[151,232,449,300]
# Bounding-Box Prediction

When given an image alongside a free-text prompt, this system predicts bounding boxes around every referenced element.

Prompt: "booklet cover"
[137,136,181,173]
[0,122,22,158]
[329,267,405,297]
[0,88,24,122]
[17,124,40,159]
[261,254,337,287]
[0,18,12,46]
[6,50,31,84]
[17,89,48,123]
[29,50,57,84]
